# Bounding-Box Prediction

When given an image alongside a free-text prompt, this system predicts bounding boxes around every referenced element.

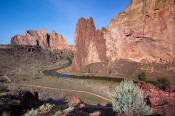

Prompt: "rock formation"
[105,0,175,63]
[49,30,70,51]
[68,95,82,107]
[72,0,175,71]
[72,18,107,71]
[139,83,175,116]
[11,29,70,51]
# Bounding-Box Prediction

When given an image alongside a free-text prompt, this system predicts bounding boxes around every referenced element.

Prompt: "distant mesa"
[11,29,70,51]
[72,0,175,71]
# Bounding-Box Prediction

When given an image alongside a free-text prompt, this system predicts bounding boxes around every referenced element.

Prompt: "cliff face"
[106,0,175,63]
[72,18,107,71]
[72,0,175,71]
[49,30,70,50]
[11,29,70,50]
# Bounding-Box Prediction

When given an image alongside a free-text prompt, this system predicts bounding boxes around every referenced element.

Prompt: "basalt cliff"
[11,29,70,51]
[72,0,175,72]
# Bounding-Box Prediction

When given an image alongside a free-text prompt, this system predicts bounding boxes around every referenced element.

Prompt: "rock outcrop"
[72,18,107,71]
[140,83,175,116]
[68,95,82,107]
[49,30,70,51]
[11,29,70,51]
[105,0,175,63]
[72,0,175,71]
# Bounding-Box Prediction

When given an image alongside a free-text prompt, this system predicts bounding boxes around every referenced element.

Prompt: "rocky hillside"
[11,29,70,51]
[72,0,175,72]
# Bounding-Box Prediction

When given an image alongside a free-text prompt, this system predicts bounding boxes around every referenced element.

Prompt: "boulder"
[68,95,82,107]
[140,83,175,116]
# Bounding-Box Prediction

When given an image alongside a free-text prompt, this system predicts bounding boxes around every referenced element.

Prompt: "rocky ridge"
[72,0,175,71]
[11,29,70,51]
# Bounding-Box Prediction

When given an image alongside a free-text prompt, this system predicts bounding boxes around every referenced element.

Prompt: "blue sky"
[0,0,130,45]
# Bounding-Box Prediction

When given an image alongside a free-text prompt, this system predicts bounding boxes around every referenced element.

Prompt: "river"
[43,68,124,82]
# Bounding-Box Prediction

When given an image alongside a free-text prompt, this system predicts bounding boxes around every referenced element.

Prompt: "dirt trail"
[13,83,112,102]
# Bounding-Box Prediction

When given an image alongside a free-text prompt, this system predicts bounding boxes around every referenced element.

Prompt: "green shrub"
[85,64,92,73]
[146,78,170,90]
[146,80,159,87]
[63,107,75,113]
[80,64,92,73]
[24,104,55,116]
[111,80,152,115]
[138,72,147,81]
[38,103,55,112]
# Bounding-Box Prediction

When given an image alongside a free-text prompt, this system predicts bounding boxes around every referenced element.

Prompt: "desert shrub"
[80,64,92,73]
[63,107,75,113]
[85,64,92,73]
[111,80,152,115]
[138,72,147,82]
[24,104,55,116]
[108,69,112,74]
[38,103,55,112]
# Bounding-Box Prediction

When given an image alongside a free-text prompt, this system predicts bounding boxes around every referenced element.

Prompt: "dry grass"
[0,52,118,105]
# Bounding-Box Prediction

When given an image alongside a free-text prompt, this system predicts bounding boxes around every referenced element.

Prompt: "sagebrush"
[111,80,152,115]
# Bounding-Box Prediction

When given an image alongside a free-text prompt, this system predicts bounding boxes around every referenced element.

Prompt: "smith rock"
[72,0,175,71]
[11,29,70,51]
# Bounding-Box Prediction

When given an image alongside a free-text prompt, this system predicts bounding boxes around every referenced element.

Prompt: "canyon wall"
[11,29,70,50]
[72,0,175,71]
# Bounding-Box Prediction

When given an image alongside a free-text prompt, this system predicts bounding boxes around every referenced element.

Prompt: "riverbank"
[0,51,117,105]
[43,68,124,82]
